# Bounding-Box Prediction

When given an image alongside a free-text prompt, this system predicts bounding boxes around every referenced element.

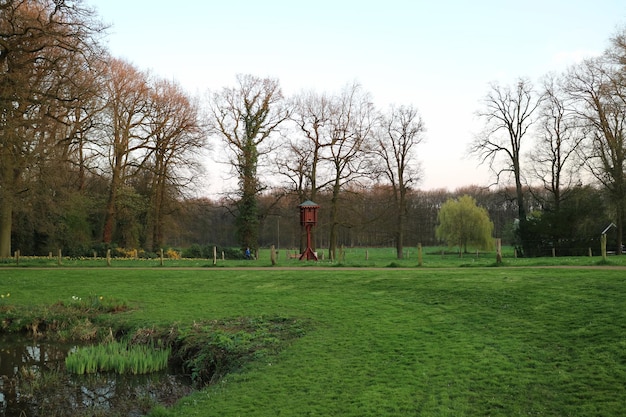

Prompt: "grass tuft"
[65,340,170,375]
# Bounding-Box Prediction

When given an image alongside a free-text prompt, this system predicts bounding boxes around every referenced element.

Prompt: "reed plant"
[66,340,170,375]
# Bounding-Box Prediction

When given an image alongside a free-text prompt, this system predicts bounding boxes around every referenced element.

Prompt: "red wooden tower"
[298,200,319,261]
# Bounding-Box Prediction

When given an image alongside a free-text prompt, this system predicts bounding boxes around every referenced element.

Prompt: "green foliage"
[181,244,244,259]
[523,185,608,257]
[114,186,149,249]
[0,294,130,338]
[235,192,260,252]
[436,195,494,252]
[173,316,305,385]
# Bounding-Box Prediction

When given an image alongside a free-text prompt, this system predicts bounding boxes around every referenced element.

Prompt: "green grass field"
[1,258,625,416]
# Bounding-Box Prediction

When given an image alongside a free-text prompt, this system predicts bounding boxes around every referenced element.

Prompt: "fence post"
[271,245,277,266]
[418,243,423,267]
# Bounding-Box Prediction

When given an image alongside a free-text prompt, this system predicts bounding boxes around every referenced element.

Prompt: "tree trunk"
[514,167,529,256]
[396,213,405,259]
[146,164,165,252]
[102,165,122,244]
[395,188,406,259]
[0,160,16,258]
[0,193,12,258]
[328,182,340,261]
[617,205,624,256]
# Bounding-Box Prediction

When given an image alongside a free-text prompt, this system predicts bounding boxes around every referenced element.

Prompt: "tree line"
[1,1,625,259]
[175,183,612,258]
[1,1,205,258]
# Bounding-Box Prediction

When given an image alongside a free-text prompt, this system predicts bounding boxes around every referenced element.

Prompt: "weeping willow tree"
[436,195,494,254]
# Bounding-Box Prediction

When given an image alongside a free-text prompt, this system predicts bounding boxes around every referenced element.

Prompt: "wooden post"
[588,247,592,257]
[418,243,423,267]
[271,245,277,266]
[106,249,111,267]
[213,246,217,265]
[552,247,556,257]
[93,251,97,260]
[160,248,164,266]
[365,249,369,260]
[601,233,607,261]
[14,250,19,266]
[496,238,502,265]
[57,249,62,266]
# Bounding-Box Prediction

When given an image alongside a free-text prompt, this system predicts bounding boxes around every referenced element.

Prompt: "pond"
[0,334,193,417]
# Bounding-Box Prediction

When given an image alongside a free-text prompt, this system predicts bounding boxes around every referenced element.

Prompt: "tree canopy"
[436,195,494,253]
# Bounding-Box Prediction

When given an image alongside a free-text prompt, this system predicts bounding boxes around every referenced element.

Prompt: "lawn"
[1,266,625,416]
[3,245,626,268]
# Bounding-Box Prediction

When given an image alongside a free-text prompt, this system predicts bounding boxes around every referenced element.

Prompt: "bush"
[182,244,203,258]
[181,244,245,260]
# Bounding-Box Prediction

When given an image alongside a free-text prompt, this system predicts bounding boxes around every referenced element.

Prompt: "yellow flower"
[99,296,103,300]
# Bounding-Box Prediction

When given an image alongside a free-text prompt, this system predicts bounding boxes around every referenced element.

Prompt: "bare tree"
[283,91,335,202]
[471,78,544,255]
[566,55,626,254]
[209,74,288,252]
[98,58,151,245]
[374,104,425,259]
[279,90,336,253]
[0,0,105,257]
[143,78,206,251]
[326,83,375,260]
[531,73,584,211]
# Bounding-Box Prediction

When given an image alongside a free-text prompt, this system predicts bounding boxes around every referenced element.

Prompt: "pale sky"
[88,0,625,195]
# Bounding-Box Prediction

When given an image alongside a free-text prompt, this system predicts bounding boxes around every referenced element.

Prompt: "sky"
[87,0,626,196]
